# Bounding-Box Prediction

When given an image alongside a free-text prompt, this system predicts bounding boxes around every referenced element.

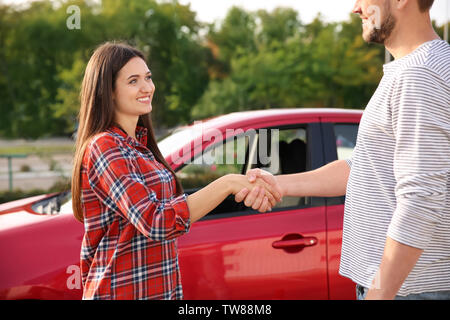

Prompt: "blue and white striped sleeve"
[387,66,450,249]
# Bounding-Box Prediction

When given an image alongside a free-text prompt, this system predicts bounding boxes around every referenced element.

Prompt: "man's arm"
[276,159,350,197]
[367,66,449,299]
[365,237,423,300]
[236,159,351,211]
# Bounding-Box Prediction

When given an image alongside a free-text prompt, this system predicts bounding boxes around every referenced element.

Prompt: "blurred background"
[0,0,448,203]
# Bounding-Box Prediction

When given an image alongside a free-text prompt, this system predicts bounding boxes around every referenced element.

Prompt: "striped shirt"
[340,39,450,296]
[80,126,190,300]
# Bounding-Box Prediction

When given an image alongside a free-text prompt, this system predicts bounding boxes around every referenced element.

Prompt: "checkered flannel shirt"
[80,125,191,300]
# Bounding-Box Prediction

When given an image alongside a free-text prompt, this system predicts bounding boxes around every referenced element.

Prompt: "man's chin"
[361,25,374,41]
[362,31,375,43]
[362,31,371,43]
[362,29,385,44]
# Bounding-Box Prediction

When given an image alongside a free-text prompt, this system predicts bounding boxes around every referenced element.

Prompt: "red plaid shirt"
[80,125,190,300]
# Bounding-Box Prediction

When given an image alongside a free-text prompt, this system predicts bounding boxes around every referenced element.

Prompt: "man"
[237,0,449,300]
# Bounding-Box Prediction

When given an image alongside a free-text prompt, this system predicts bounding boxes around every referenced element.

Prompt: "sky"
[2,0,449,25]
[179,0,448,25]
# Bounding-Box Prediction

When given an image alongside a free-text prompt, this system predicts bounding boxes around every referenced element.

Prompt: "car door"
[177,119,329,299]
[320,113,362,300]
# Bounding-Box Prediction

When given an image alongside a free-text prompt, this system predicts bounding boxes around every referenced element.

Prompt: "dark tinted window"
[333,124,358,160]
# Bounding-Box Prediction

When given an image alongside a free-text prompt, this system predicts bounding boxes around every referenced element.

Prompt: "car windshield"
[157,126,202,157]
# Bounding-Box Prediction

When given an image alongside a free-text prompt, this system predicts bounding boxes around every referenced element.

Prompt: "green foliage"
[2,1,443,138]
[193,12,384,119]
[0,0,208,137]
[207,6,257,65]
[256,7,300,45]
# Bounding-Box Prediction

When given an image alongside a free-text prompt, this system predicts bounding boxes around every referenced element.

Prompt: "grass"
[0,144,75,156]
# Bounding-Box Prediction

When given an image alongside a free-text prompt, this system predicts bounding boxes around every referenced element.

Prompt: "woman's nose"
[141,80,155,94]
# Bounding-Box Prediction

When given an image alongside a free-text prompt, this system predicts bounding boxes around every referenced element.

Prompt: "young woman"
[71,42,279,300]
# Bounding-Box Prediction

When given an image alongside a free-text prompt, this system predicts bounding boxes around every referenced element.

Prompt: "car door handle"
[272,237,317,249]
[272,234,318,252]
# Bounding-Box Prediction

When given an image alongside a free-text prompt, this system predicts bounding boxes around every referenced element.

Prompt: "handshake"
[228,168,284,213]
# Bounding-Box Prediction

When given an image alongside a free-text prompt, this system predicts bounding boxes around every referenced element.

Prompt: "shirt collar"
[136,126,148,146]
[108,125,148,147]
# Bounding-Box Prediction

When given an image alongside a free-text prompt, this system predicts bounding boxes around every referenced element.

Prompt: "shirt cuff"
[387,198,441,249]
[166,193,191,234]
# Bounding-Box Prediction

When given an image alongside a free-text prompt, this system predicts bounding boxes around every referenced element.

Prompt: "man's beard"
[367,12,396,44]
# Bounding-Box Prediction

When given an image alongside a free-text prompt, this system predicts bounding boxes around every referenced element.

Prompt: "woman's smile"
[137,96,152,104]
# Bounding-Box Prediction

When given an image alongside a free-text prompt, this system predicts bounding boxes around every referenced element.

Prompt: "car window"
[178,126,312,219]
[333,123,358,160]
[177,134,249,191]
[249,127,309,210]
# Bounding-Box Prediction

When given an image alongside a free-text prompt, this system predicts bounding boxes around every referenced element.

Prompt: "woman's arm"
[187,174,278,223]
[85,134,191,241]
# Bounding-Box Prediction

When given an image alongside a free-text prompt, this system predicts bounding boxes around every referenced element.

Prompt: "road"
[0,153,73,192]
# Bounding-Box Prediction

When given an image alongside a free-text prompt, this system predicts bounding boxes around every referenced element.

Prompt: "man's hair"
[418,0,434,12]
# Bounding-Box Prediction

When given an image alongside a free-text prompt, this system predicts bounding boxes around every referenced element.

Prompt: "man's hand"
[235,168,284,212]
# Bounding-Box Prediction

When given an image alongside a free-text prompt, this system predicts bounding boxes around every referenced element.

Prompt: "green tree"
[207,6,257,65]
[256,7,301,45]
[3,2,430,138]
[192,10,384,119]
[0,0,210,137]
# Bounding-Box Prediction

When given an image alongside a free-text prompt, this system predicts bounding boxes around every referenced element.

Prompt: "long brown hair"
[72,42,183,223]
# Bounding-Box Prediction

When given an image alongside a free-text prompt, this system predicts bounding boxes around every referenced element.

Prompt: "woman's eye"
[145,75,152,81]
[129,79,137,84]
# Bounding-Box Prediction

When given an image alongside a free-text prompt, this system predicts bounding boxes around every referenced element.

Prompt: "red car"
[0,108,362,300]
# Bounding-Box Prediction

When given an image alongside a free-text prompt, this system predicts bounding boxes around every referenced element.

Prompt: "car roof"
[184,108,363,131]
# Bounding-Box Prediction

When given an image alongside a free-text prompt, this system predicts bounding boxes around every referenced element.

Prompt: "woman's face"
[112,57,155,121]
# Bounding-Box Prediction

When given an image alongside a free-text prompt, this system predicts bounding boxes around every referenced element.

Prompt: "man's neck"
[384,14,440,60]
